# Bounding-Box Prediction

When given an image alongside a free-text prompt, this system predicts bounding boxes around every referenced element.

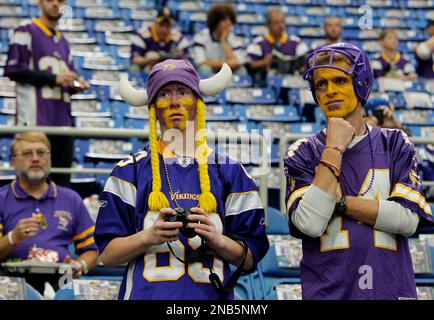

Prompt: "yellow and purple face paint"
[313,61,359,118]
[156,96,195,130]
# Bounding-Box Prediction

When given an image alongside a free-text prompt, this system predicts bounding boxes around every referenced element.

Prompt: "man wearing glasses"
[0,132,98,294]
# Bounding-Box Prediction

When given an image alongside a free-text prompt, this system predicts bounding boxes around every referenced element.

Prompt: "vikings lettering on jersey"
[94,146,269,300]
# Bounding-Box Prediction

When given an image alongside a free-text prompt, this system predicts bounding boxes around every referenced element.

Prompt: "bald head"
[324,16,342,42]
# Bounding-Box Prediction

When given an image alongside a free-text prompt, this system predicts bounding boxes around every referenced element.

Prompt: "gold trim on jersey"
[286,185,310,214]
[32,18,61,38]
[390,183,432,215]
[73,226,95,241]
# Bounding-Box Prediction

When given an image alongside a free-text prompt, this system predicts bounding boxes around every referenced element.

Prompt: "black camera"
[164,207,196,238]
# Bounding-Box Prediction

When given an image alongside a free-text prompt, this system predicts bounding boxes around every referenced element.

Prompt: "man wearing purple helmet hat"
[94,60,269,300]
[283,43,433,300]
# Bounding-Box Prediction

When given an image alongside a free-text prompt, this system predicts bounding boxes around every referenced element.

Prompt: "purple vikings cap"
[146,59,202,104]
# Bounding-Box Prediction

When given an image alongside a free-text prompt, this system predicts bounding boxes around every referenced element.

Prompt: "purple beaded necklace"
[340,123,375,197]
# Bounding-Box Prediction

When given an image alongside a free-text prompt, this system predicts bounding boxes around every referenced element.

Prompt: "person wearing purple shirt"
[247,7,308,83]
[415,20,434,79]
[371,30,417,80]
[95,60,268,300]
[0,132,97,294]
[130,7,189,71]
[284,43,433,300]
[4,0,90,187]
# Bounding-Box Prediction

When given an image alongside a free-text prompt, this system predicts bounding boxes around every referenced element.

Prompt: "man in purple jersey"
[247,7,308,84]
[283,43,433,300]
[415,20,434,79]
[130,7,189,71]
[4,0,90,187]
[94,60,268,300]
[0,132,97,294]
[371,30,417,80]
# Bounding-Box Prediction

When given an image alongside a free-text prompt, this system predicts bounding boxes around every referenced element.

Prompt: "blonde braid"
[148,105,169,211]
[195,99,217,213]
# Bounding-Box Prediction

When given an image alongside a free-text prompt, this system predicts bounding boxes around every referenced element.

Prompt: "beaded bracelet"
[319,159,341,175]
[319,161,340,182]
[325,145,344,155]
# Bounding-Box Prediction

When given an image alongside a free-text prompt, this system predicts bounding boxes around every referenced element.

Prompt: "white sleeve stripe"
[11,31,31,47]
[390,184,432,215]
[225,191,264,216]
[104,176,137,208]
[122,260,136,300]
[286,185,310,213]
[130,35,146,49]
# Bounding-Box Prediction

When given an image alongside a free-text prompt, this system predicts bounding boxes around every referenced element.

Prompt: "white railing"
[0,126,270,207]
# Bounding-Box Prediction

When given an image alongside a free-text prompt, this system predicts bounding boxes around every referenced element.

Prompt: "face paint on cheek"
[178,97,194,109]
[156,99,171,109]
[316,69,358,118]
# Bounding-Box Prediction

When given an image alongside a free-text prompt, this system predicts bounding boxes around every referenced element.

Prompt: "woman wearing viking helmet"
[94,60,269,300]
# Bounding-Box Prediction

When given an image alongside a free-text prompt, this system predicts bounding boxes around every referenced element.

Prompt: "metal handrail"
[279,134,434,215]
[0,125,270,206]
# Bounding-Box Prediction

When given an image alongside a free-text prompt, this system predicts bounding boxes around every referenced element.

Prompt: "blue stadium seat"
[25,283,43,300]
[54,286,75,300]
[266,207,289,235]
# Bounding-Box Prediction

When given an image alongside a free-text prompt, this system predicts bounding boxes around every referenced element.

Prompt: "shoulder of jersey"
[285,137,312,160]
[170,29,183,42]
[288,35,303,43]
[373,52,382,59]
[252,35,265,44]
[115,150,150,169]
[193,29,210,44]
[138,27,151,39]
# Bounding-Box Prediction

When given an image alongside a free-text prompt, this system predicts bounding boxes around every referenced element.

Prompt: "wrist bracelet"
[319,161,340,182]
[325,145,344,155]
[7,231,15,246]
[319,159,341,175]
[79,260,89,274]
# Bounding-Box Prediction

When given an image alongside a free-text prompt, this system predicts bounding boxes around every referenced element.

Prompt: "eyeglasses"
[14,149,51,159]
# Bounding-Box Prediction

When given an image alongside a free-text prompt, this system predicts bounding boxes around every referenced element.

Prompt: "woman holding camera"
[94,60,269,300]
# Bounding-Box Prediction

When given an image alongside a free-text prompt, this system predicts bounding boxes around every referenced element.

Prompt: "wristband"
[325,145,344,155]
[79,260,89,274]
[319,159,341,175]
[7,231,16,246]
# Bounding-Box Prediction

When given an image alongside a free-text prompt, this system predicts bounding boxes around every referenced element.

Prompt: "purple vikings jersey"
[130,26,189,61]
[5,18,75,126]
[94,144,269,300]
[0,180,97,261]
[371,52,416,78]
[415,50,434,79]
[284,127,433,300]
[247,34,308,64]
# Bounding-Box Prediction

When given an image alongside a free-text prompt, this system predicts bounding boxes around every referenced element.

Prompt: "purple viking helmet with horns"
[303,42,374,106]
[119,59,232,106]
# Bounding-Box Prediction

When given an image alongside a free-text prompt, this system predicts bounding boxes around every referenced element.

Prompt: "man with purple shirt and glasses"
[283,43,433,300]
[0,132,97,294]
[4,0,90,188]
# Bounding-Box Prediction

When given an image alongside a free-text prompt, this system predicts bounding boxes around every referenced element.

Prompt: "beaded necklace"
[339,123,375,197]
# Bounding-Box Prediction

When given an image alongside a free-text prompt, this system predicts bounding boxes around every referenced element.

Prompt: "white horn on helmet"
[119,74,148,107]
[199,63,232,96]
